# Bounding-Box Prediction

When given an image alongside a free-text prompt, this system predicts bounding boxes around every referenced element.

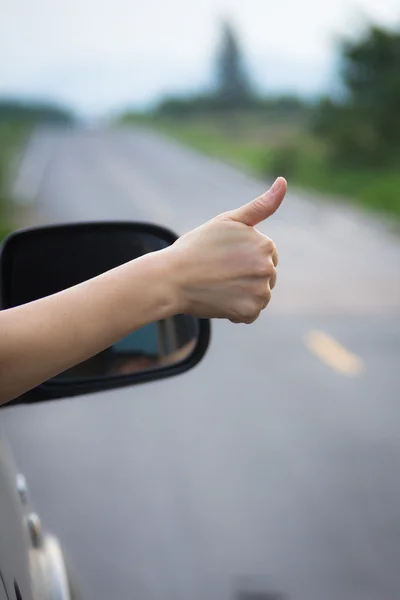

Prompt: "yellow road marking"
[305,330,365,376]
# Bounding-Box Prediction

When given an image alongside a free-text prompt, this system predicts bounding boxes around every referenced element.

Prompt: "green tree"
[315,25,400,166]
[215,21,253,108]
[0,99,74,125]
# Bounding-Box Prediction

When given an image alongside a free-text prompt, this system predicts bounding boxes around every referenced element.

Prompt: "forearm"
[0,248,177,404]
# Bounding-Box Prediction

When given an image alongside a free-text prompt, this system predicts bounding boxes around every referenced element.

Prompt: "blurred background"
[1,0,400,228]
[1,1,400,600]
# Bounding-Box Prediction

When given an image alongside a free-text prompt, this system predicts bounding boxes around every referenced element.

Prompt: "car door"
[0,433,33,600]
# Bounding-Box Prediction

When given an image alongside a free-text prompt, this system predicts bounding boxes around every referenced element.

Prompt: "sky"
[1,0,399,117]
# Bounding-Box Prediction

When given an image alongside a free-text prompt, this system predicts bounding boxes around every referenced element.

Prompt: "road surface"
[2,127,400,600]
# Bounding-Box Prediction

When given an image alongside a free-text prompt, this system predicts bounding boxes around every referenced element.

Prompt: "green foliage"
[343,26,400,112]
[0,121,18,241]
[151,114,276,171]
[154,93,309,119]
[156,94,231,116]
[266,143,301,179]
[0,99,75,125]
[0,221,12,242]
[307,24,400,218]
[314,25,400,167]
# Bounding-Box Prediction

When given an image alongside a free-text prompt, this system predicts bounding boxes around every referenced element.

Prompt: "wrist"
[144,246,184,318]
[157,245,187,315]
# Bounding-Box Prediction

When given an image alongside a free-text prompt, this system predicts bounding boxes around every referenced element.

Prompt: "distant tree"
[153,22,309,118]
[0,99,75,125]
[156,94,220,117]
[215,21,253,108]
[314,25,400,166]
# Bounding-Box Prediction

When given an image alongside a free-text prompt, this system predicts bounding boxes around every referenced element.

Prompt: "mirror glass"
[3,224,200,382]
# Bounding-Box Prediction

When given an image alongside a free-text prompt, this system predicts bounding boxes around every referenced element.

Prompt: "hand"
[168,177,287,324]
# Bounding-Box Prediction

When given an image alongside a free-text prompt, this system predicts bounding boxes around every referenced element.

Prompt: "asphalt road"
[2,127,400,600]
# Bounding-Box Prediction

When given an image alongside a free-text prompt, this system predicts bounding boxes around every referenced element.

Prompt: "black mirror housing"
[0,222,210,404]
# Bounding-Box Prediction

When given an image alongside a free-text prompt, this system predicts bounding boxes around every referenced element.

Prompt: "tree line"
[0,99,74,125]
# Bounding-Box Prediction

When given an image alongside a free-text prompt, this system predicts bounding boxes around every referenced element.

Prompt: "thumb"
[228,177,287,227]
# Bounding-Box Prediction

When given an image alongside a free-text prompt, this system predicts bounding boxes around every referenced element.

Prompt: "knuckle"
[272,247,279,267]
[258,283,269,301]
[263,295,272,310]
[240,300,259,322]
[255,262,269,277]
[244,307,260,324]
[267,260,276,276]
[215,211,230,221]
[242,309,256,322]
[256,259,274,278]
[244,317,257,325]
[229,317,241,324]
[253,281,271,305]
[270,269,277,289]
[252,282,264,300]
[263,237,275,254]
[262,288,272,308]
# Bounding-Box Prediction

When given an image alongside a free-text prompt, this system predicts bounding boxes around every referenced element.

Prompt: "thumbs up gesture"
[169,177,287,323]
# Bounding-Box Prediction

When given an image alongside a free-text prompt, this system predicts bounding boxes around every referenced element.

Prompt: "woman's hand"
[168,177,287,323]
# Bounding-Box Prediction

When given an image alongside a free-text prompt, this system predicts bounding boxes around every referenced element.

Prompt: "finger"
[227,177,287,227]
[272,246,279,267]
[261,286,272,309]
[262,295,272,310]
[244,317,258,325]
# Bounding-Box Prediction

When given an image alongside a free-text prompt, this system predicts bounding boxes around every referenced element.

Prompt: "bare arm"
[0,249,178,403]
[0,178,286,404]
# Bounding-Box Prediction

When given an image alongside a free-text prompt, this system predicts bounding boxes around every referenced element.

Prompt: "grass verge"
[0,121,30,242]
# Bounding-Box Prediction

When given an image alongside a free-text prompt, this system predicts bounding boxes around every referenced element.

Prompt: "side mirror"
[0,222,210,403]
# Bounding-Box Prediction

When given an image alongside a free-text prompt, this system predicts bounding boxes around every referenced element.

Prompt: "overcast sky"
[1,0,399,116]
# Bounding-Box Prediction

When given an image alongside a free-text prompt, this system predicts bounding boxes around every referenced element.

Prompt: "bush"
[358,171,400,216]
[313,26,400,169]
[0,224,12,242]
[266,143,301,179]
